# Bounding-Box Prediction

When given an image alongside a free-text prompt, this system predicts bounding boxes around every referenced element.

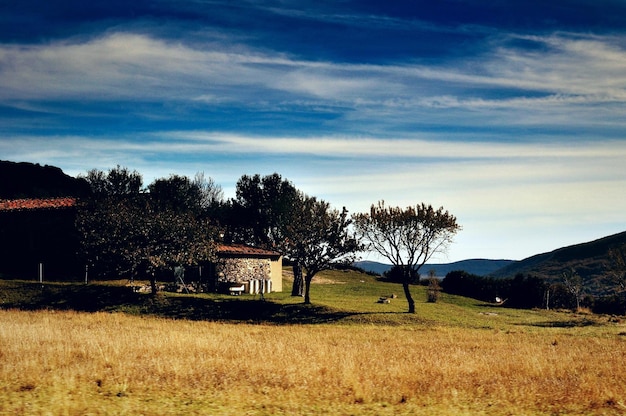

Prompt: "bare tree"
[426,269,441,303]
[194,172,224,209]
[607,244,626,292]
[353,201,460,313]
[562,268,583,312]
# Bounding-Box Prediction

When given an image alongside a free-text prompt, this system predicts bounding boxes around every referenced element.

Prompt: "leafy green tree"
[77,165,145,278]
[285,196,361,304]
[508,274,547,309]
[80,165,143,198]
[148,174,203,214]
[230,173,300,247]
[382,265,419,284]
[353,201,461,313]
[227,173,361,300]
[227,173,305,295]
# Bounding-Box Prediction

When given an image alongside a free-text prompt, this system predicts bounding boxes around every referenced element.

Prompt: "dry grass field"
[1,271,626,415]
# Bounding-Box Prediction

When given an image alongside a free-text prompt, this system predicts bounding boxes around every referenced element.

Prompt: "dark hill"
[490,231,626,295]
[0,160,89,198]
[355,259,514,277]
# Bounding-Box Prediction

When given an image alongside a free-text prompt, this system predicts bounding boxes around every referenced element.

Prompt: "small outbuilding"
[0,197,80,279]
[213,244,283,293]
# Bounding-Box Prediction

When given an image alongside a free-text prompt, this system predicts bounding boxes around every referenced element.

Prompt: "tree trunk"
[304,274,313,304]
[150,276,158,296]
[291,262,304,297]
[403,281,415,313]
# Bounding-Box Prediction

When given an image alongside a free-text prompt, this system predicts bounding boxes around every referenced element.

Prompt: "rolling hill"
[0,160,89,199]
[488,230,626,293]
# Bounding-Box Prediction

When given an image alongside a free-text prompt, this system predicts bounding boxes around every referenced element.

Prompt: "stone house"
[214,244,283,293]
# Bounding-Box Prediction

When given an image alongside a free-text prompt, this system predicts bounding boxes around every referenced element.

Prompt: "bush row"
[440,270,624,314]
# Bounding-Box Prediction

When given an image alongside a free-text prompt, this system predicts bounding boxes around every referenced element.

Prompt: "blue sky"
[1,1,625,262]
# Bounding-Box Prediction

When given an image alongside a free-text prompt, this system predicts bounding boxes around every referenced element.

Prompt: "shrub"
[593,294,626,315]
[426,277,441,303]
[380,265,419,284]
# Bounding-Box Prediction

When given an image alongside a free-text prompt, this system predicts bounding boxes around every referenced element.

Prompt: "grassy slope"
[279,268,621,331]
[0,268,621,329]
[2,270,626,415]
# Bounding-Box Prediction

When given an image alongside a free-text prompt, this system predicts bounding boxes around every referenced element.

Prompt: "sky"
[1,0,625,263]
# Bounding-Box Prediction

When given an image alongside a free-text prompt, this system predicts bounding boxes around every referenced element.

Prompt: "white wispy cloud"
[2,132,624,192]
[2,31,625,113]
[166,132,626,161]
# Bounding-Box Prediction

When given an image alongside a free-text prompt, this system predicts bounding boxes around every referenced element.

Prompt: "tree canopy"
[76,167,218,294]
[229,173,300,249]
[76,168,461,308]
[81,165,143,198]
[285,196,361,304]
[353,201,461,313]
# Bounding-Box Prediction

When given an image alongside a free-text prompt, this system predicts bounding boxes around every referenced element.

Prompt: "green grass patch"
[1,268,623,336]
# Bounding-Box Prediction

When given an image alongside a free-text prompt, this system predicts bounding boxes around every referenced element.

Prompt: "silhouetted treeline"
[441,270,626,313]
[379,265,420,285]
[441,271,570,310]
[593,295,626,315]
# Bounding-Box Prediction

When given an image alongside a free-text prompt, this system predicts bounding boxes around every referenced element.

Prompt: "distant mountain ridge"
[355,259,515,277]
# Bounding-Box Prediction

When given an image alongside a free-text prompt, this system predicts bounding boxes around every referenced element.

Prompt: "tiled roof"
[217,244,281,258]
[0,197,77,212]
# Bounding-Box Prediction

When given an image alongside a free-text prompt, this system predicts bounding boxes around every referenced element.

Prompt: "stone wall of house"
[217,257,271,283]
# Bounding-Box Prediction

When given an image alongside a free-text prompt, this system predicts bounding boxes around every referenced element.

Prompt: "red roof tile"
[217,244,281,258]
[0,197,77,212]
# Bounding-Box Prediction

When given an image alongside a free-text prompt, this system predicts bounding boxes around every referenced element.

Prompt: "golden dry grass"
[2,308,626,415]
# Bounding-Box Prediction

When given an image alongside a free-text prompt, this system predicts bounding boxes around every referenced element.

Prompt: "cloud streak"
[2,31,625,112]
[2,132,624,200]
